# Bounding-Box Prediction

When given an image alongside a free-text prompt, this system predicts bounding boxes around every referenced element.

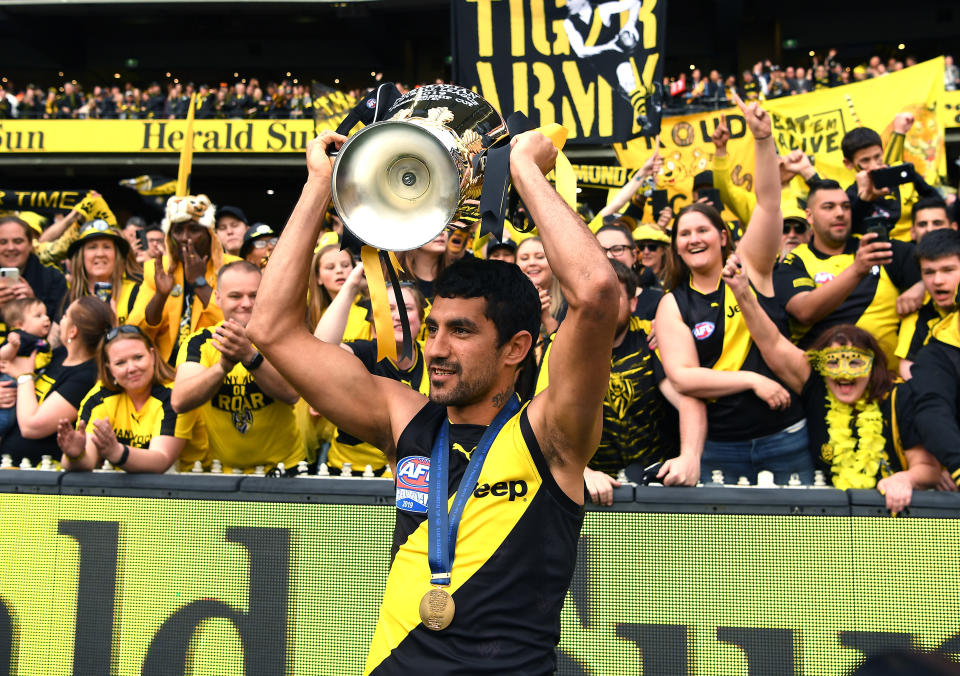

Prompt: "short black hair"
[912,195,950,223]
[806,178,844,204]
[841,127,882,162]
[609,258,637,299]
[434,257,540,353]
[915,228,960,264]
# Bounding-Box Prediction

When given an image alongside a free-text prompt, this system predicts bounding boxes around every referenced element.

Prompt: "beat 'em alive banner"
[452,0,667,144]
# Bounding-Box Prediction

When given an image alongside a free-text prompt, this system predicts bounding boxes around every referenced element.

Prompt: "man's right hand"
[853,232,893,275]
[306,131,348,183]
[584,467,621,506]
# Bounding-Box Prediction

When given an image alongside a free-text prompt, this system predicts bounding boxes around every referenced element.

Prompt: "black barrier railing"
[0,471,958,675]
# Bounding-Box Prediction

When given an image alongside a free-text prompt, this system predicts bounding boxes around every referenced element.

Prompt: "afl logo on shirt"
[693,322,715,340]
[813,271,835,284]
[396,455,430,514]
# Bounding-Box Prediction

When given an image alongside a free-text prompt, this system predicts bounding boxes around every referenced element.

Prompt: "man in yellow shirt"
[171,261,303,472]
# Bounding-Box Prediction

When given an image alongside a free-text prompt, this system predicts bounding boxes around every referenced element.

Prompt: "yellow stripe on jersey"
[364,408,542,674]
[713,284,753,372]
[931,311,960,348]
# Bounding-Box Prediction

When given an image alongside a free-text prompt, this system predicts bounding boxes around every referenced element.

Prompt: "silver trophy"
[331,84,508,251]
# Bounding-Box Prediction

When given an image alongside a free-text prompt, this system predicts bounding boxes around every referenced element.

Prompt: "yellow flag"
[175,94,197,197]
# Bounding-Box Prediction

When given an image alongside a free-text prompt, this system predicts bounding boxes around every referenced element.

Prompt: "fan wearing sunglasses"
[780,208,812,261]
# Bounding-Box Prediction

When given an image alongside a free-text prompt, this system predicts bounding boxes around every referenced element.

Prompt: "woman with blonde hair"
[58,324,206,473]
[516,236,565,338]
[306,240,370,341]
[64,219,142,324]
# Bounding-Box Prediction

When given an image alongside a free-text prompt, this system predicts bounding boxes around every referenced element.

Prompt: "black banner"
[453,0,666,144]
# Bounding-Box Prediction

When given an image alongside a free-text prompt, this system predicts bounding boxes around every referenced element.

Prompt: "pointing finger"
[731,92,748,116]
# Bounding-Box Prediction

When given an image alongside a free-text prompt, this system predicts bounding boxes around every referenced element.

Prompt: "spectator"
[896,228,960,379]
[64,219,142,324]
[55,82,84,119]
[633,222,670,287]
[214,205,248,256]
[702,70,725,107]
[0,296,112,465]
[538,260,704,504]
[794,67,813,94]
[946,55,959,91]
[196,83,218,119]
[224,82,252,119]
[58,324,206,472]
[841,116,939,238]
[724,258,938,511]
[144,223,166,259]
[126,195,238,363]
[780,208,812,261]
[740,70,759,101]
[517,236,565,340]
[596,223,663,320]
[910,195,958,243]
[315,264,428,474]
[172,261,302,472]
[239,223,277,268]
[121,215,147,262]
[306,241,370,338]
[656,95,813,484]
[774,180,920,368]
[144,82,165,119]
[486,240,516,264]
[398,230,450,302]
[20,85,46,119]
[0,216,68,325]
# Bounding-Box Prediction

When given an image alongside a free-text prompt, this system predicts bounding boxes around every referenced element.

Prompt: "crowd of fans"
[0,78,380,120]
[662,50,959,111]
[0,74,959,514]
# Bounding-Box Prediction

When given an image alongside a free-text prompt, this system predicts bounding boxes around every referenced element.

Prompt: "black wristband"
[244,351,264,371]
[116,444,130,467]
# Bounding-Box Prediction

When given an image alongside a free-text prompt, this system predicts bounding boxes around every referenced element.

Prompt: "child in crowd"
[0,298,53,437]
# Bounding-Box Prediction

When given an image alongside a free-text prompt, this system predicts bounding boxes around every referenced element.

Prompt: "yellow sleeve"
[712,154,755,225]
[587,214,604,234]
[895,311,919,360]
[126,257,160,336]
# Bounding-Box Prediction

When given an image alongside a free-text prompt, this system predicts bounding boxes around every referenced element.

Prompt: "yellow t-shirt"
[176,323,304,471]
[77,381,207,471]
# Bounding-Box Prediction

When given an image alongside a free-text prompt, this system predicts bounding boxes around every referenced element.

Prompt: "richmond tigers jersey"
[774,238,919,368]
[177,323,303,471]
[327,340,429,473]
[896,298,950,362]
[77,382,207,469]
[535,317,678,475]
[366,401,583,675]
[672,278,804,442]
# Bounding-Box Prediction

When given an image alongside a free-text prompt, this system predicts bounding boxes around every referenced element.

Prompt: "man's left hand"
[657,455,700,486]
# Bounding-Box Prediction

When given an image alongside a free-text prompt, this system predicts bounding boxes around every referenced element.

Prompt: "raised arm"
[732,94,782,288]
[246,132,424,458]
[597,149,661,220]
[721,254,810,394]
[314,263,365,347]
[517,133,620,481]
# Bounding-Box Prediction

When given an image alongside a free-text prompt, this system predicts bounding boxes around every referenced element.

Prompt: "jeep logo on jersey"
[813,271,835,284]
[396,456,430,513]
[473,480,528,501]
[693,322,715,340]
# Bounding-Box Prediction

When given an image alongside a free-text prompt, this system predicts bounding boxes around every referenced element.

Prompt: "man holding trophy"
[248,85,619,673]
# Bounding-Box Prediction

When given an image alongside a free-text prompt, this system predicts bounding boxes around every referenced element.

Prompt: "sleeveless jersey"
[366,402,583,675]
[328,340,429,473]
[672,278,804,441]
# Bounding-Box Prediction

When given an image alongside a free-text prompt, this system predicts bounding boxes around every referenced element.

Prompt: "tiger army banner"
[614,58,948,221]
[452,0,667,144]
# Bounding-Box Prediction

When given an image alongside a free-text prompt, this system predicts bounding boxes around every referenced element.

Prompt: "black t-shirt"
[0,348,98,464]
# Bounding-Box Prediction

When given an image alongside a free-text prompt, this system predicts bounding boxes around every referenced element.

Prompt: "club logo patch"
[396,455,430,513]
[693,322,715,340]
[813,271,835,284]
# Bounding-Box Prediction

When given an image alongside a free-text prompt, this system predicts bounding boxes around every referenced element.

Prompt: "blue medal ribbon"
[427,395,521,586]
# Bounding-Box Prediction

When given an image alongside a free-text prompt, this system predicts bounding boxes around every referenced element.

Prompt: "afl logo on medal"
[396,456,430,513]
[693,322,715,340]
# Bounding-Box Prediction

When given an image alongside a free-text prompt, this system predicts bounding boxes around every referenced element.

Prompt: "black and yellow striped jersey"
[774,238,920,368]
[366,402,582,674]
[671,277,804,441]
[895,298,951,362]
[536,317,677,475]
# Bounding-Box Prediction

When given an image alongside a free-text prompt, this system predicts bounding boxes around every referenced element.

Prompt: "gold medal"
[419,587,455,631]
